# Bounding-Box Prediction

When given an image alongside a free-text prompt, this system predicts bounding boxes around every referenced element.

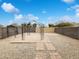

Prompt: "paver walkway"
[0,33,61,59]
[0,33,79,59]
[47,33,79,59]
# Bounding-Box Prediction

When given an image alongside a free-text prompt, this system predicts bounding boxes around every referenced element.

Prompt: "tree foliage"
[48,24,55,27]
[48,22,74,27]
[55,22,74,27]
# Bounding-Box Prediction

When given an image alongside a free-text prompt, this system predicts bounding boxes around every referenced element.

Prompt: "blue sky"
[0,0,79,25]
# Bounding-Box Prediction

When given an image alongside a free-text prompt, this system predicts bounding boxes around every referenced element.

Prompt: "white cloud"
[42,10,47,14]
[70,5,79,10]
[47,16,74,24]
[68,5,79,17]
[72,5,79,13]
[58,15,79,23]
[73,5,79,17]
[59,16,73,22]
[8,20,14,25]
[1,2,19,14]
[14,14,24,20]
[47,16,59,24]
[8,14,39,24]
[8,20,13,24]
[47,17,54,24]
[14,14,39,22]
[67,8,72,11]
[7,14,24,25]
[48,17,53,20]
[62,0,75,3]
[76,13,79,17]
[26,14,39,21]
[47,15,79,24]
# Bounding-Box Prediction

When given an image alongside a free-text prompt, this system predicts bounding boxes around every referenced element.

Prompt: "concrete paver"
[0,33,78,59]
[45,43,56,51]
[36,43,45,50]
[50,52,62,59]
[47,33,79,59]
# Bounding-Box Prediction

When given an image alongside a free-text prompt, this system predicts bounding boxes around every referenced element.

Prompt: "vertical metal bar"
[77,27,79,39]
[15,27,16,38]
[22,24,24,40]
[40,24,44,40]
[7,26,9,37]
[1,27,3,39]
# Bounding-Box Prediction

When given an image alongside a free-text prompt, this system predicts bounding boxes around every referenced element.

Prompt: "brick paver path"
[0,33,79,59]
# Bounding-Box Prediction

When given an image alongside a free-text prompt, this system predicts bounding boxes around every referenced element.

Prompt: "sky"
[0,0,79,25]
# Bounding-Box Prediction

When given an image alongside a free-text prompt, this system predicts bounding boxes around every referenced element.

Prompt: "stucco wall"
[36,27,55,33]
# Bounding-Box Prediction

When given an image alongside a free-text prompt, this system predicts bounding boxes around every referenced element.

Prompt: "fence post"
[1,27,3,39]
[7,26,9,37]
[22,24,24,40]
[77,27,79,39]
